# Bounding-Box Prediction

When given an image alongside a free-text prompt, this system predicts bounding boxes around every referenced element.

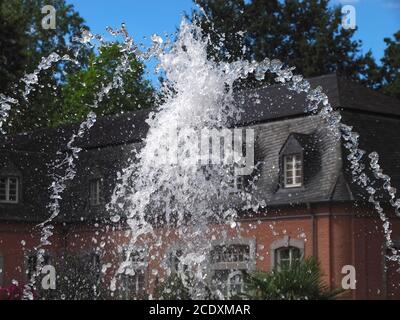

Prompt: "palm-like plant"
[242,258,340,300]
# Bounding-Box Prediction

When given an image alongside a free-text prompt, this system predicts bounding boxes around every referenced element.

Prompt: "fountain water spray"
[0,16,399,299]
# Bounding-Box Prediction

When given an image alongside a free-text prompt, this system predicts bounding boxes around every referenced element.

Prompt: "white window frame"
[0,176,19,204]
[275,246,301,270]
[283,154,303,188]
[89,179,101,206]
[270,236,304,270]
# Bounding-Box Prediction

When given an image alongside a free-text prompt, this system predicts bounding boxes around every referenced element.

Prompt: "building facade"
[1,74,400,299]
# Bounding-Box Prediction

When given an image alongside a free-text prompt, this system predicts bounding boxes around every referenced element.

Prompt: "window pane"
[228,271,244,296]
[279,248,290,260]
[291,248,301,261]
[276,247,302,269]
[0,178,6,201]
[89,180,100,205]
[284,154,303,187]
[170,249,184,272]
[9,178,17,201]
[211,244,250,263]
[9,177,17,187]
[280,259,290,269]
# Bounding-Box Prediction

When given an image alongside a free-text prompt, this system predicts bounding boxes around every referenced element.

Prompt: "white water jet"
[0,15,399,299]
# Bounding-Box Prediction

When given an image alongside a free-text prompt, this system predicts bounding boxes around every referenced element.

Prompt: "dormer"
[279,132,319,189]
[88,167,103,207]
[0,161,22,204]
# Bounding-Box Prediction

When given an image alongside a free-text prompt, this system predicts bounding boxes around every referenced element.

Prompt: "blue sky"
[333,0,400,60]
[68,0,400,83]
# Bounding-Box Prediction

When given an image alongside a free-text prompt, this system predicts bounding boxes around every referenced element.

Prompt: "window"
[209,242,254,298]
[121,269,146,297]
[120,248,147,298]
[211,269,245,298]
[210,244,250,263]
[86,252,101,282]
[89,179,101,206]
[284,154,302,188]
[0,176,19,203]
[26,253,51,281]
[0,255,4,287]
[233,176,244,191]
[275,246,301,270]
[227,270,244,297]
[170,249,188,274]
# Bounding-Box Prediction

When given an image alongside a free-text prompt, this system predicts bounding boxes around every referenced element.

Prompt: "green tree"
[56,44,154,125]
[154,274,191,300]
[380,31,400,99]
[193,0,380,87]
[242,258,340,300]
[0,0,27,94]
[0,0,91,133]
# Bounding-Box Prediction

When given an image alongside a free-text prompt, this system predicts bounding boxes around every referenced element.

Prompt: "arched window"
[270,236,304,270]
[275,246,301,269]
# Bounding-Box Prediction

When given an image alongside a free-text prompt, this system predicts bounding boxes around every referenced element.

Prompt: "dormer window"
[0,176,19,203]
[89,179,101,206]
[279,132,318,190]
[283,154,303,188]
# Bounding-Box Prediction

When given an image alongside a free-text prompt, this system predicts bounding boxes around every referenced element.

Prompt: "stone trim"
[270,235,304,270]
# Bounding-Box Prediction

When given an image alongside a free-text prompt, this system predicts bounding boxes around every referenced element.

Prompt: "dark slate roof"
[0,150,51,222]
[340,111,400,201]
[236,73,400,125]
[58,143,140,223]
[0,108,151,154]
[249,114,340,206]
[0,73,399,221]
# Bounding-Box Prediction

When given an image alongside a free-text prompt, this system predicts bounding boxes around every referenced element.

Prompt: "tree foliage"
[380,31,400,99]
[0,0,155,133]
[242,258,340,300]
[153,274,192,300]
[192,0,399,97]
[55,44,154,126]
[0,0,91,132]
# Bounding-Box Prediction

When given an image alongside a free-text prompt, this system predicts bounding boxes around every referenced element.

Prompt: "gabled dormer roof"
[279,132,315,156]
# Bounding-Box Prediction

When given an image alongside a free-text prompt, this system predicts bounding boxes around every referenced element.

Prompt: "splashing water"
[1,17,400,299]
[105,20,400,298]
